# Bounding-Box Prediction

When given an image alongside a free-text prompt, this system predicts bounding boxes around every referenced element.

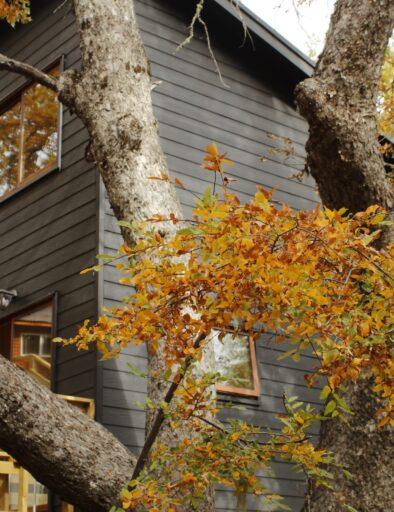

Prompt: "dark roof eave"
[213,0,315,77]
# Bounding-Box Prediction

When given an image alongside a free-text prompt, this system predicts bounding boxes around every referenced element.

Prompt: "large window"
[0,66,60,200]
[213,331,260,398]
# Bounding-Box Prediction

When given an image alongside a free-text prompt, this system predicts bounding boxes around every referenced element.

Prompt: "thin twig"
[0,53,58,91]
[129,331,207,483]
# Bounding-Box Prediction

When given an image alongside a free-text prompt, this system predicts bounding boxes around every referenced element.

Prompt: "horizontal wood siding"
[100,0,321,510]
[0,0,98,402]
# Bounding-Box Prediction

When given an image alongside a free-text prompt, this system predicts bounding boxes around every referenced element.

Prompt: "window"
[0,66,60,200]
[213,330,260,398]
[0,302,53,387]
[21,333,51,357]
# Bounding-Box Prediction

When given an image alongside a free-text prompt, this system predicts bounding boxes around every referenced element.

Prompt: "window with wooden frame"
[212,330,260,398]
[0,65,61,200]
[0,301,54,388]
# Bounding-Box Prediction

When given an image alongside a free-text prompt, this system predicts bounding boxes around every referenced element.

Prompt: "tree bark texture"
[61,0,183,240]
[296,0,394,217]
[296,1,394,510]
[0,355,136,512]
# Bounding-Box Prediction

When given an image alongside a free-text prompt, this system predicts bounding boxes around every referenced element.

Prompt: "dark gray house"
[0,0,321,510]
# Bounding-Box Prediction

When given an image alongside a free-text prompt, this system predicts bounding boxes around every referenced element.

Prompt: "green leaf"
[320,385,331,400]
[146,398,154,409]
[127,362,146,378]
[117,220,133,228]
[177,227,200,236]
[343,469,354,480]
[344,505,359,512]
[163,368,172,381]
[97,253,116,261]
[370,212,386,225]
[324,400,336,416]
[333,393,352,413]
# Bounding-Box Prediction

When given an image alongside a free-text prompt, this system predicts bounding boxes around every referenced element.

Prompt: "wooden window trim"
[215,333,260,399]
[0,300,54,354]
[13,320,52,329]
[0,58,63,204]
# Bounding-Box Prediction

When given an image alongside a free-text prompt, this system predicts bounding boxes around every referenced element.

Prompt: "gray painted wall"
[0,0,98,400]
[100,0,321,510]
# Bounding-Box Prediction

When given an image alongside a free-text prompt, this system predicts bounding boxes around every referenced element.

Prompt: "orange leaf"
[174,177,186,189]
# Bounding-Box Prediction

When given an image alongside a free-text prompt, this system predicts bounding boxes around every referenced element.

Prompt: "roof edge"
[213,0,315,77]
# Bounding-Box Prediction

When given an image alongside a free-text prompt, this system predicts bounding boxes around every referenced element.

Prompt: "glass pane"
[213,331,254,390]
[5,471,49,511]
[29,476,49,511]
[21,334,40,355]
[22,72,58,180]
[40,335,51,356]
[0,102,21,197]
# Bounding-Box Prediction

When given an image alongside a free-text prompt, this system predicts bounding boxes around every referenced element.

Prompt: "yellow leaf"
[359,321,370,337]
[206,143,218,157]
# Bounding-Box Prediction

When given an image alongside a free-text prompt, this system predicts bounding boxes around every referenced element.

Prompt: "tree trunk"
[61,0,183,236]
[0,355,135,512]
[295,1,394,510]
[61,1,215,509]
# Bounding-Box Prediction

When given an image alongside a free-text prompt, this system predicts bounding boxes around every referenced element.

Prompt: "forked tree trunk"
[295,0,394,510]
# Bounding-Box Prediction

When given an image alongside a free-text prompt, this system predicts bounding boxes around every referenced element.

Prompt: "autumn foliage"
[0,0,30,25]
[58,144,394,511]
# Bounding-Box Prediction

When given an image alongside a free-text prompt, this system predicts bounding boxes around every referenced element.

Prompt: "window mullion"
[18,91,26,184]
[39,335,44,356]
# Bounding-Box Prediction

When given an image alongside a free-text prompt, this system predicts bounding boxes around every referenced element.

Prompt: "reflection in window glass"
[22,82,58,180]
[0,66,59,199]
[8,471,49,512]
[0,102,21,197]
[213,331,254,390]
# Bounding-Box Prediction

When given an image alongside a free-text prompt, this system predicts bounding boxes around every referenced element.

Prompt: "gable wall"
[0,0,98,400]
[99,0,321,510]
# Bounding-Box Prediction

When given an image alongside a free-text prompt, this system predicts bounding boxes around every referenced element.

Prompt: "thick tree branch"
[295,0,394,216]
[0,52,58,91]
[0,355,135,512]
